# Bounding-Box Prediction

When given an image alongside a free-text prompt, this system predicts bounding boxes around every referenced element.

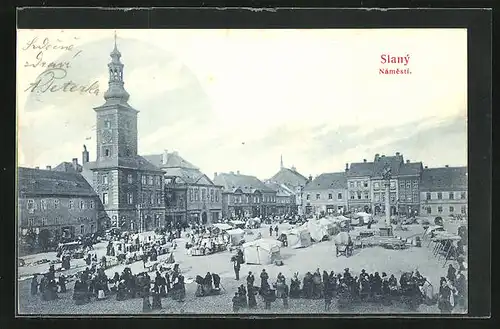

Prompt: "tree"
[24,229,37,252]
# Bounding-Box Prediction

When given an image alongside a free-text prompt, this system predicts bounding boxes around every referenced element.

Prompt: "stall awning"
[213,223,232,230]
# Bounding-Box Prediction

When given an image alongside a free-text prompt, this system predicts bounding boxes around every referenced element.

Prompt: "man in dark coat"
[246,271,255,291]
[59,274,67,293]
[30,274,38,296]
[233,258,241,280]
[232,292,240,313]
[248,285,258,308]
[269,226,273,237]
[260,269,269,291]
[447,264,457,284]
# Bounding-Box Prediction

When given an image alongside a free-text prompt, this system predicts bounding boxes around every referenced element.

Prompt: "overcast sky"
[17,29,467,179]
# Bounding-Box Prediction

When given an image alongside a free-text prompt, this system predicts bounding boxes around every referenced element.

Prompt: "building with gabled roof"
[420,166,468,217]
[17,167,102,252]
[265,181,295,216]
[143,150,223,225]
[214,171,277,219]
[303,172,348,215]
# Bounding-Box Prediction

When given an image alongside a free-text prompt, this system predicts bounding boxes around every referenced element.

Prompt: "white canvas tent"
[229,220,246,228]
[319,217,340,236]
[285,227,312,249]
[213,223,232,231]
[226,228,246,245]
[243,239,282,265]
[334,231,351,245]
[305,219,329,242]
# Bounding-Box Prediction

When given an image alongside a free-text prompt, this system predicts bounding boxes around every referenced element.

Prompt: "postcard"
[17,27,469,315]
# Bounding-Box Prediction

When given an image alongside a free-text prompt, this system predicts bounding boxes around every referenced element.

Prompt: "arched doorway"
[201,212,208,225]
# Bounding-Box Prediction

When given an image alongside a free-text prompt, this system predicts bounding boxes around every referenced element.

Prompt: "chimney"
[162,149,168,165]
[406,160,410,164]
[363,159,367,163]
[82,145,89,164]
[445,165,449,168]
[345,163,349,172]
[424,166,428,169]
[396,152,400,156]
[375,153,380,160]
[214,172,218,179]
[35,166,39,169]
[72,158,78,171]
[46,165,51,170]
[308,175,313,182]
[237,170,240,175]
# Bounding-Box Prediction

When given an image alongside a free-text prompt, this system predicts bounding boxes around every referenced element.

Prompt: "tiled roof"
[163,167,215,185]
[86,155,162,172]
[265,181,294,197]
[214,173,275,194]
[143,152,198,170]
[347,162,373,177]
[53,162,83,173]
[421,166,467,191]
[269,167,308,188]
[303,172,347,191]
[18,167,97,197]
[399,162,423,176]
[371,155,404,178]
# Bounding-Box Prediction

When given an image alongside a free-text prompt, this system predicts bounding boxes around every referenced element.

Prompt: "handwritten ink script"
[22,36,100,95]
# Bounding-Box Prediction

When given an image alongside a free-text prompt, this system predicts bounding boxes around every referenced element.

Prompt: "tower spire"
[103,31,130,104]
[280,155,283,169]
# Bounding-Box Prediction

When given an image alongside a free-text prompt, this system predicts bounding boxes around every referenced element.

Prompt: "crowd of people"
[229,266,464,312]
[184,225,229,256]
[30,265,67,301]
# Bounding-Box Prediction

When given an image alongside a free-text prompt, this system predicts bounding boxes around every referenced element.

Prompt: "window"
[41,218,46,226]
[328,193,333,200]
[399,181,405,188]
[54,199,60,209]
[413,180,419,188]
[215,191,220,202]
[338,193,343,200]
[373,182,380,190]
[80,225,85,234]
[390,181,396,189]
[356,181,361,187]
[306,194,310,200]
[157,194,162,205]
[141,175,147,185]
[102,175,108,184]
[461,206,467,214]
[148,176,154,185]
[449,206,454,213]
[437,206,443,213]
[28,218,35,226]
[156,176,161,186]
[189,189,193,202]
[150,193,155,205]
[127,174,133,184]
[316,193,320,200]
[80,200,85,209]
[350,192,355,200]
[202,189,206,201]
[461,192,466,199]
[41,199,47,210]
[90,200,95,209]
[426,207,432,214]
[104,148,110,157]
[406,181,411,188]
[374,193,380,202]
[364,181,368,188]
[426,192,431,200]
[210,190,214,202]
[449,192,454,200]
[127,193,133,204]
[195,189,199,201]
[69,200,74,209]
[27,199,34,210]
[437,192,442,200]
[104,120,111,128]
[413,192,419,202]
[91,224,95,233]
[381,192,386,202]
[390,192,397,203]
[102,193,108,205]
[357,192,362,200]
[349,182,354,188]
[363,191,369,199]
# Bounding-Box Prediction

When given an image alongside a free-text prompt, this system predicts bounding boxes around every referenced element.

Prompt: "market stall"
[242,238,282,265]
[284,227,312,249]
[226,228,246,245]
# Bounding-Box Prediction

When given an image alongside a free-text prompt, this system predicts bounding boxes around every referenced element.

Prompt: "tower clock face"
[101,130,112,143]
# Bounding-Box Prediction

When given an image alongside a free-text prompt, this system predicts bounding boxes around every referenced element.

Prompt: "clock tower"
[94,32,138,161]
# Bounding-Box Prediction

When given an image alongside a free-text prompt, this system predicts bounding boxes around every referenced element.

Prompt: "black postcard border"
[2,5,494,327]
